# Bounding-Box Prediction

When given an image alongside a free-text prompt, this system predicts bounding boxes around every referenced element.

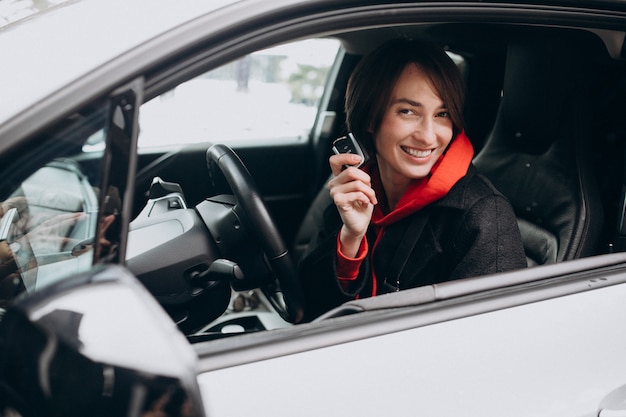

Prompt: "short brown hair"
[345,38,465,156]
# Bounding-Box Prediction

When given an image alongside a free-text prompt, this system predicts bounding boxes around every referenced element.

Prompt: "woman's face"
[374,63,454,191]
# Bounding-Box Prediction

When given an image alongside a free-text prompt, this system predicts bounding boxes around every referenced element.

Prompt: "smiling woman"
[299,38,526,321]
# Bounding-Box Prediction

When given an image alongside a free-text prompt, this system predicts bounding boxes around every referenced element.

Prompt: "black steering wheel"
[206,144,304,323]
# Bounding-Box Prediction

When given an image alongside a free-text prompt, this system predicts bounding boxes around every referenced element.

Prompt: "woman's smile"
[400,145,434,159]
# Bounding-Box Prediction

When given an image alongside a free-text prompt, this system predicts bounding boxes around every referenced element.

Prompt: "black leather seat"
[292,183,332,262]
[473,30,606,266]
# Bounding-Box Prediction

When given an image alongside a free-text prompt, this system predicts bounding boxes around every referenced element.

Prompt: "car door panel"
[196,265,626,417]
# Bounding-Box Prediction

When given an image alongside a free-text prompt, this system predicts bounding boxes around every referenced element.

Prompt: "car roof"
[0,0,239,126]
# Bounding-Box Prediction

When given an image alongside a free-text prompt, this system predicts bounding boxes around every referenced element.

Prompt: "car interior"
[126,22,626,337]
[2,19,626,340]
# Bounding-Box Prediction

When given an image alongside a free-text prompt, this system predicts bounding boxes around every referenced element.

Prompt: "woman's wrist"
[339,225,365,258]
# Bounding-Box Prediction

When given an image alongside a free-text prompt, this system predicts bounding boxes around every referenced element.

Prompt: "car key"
[332,132,368,169]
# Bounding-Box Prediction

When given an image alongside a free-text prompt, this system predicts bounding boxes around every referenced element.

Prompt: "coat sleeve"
[449,193,527,280]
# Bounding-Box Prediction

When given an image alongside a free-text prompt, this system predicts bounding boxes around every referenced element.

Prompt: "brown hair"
[345,38,465,156]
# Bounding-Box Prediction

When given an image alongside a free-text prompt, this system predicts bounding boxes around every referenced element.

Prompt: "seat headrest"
[496,30,605,154]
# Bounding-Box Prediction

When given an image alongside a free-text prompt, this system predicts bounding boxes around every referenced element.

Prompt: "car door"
[4,252,626,417]
[194,255,626,417]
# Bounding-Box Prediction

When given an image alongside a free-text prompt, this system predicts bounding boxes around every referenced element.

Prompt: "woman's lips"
[401,145,433,158]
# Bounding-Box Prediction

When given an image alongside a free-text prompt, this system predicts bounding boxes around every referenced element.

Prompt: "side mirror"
[0,265,205,417]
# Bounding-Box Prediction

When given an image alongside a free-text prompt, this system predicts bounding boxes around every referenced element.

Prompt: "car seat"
[473,29,606,266]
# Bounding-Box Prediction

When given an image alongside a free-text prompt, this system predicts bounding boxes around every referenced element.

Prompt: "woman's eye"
[399,108,414,115]
[437,111,450,118]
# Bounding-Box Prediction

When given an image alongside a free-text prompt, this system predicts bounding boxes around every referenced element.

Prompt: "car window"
[138,38,341,148]
[0,107,110,307]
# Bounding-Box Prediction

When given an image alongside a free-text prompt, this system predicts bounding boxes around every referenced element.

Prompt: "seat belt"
[381,209,430,293]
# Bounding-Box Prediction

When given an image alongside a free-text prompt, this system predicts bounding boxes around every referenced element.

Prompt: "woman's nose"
[415,117,436,141]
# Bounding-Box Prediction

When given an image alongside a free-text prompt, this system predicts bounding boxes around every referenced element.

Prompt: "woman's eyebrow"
[392,97,447,109]
[392,97,421,107]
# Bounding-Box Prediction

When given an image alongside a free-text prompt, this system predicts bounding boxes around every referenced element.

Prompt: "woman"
[298,38,526,321]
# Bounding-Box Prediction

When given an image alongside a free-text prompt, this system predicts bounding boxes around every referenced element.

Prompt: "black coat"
[298,165,527,321]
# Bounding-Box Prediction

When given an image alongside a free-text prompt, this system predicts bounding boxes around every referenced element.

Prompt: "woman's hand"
[328,153,377,257]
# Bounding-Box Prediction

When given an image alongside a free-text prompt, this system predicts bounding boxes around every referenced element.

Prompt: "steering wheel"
[206,144,304,324]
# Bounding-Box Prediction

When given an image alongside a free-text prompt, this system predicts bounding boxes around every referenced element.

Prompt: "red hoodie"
[336,131,474,296]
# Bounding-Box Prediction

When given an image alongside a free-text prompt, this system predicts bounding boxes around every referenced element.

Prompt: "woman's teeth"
[401,146,433,158]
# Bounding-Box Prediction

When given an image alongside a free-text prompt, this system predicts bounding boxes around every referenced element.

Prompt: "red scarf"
[362,131,474,295]
[367,131,474,226]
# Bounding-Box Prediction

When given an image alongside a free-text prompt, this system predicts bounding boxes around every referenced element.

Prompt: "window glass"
[0,107,108,308]
[138,38,340,148]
